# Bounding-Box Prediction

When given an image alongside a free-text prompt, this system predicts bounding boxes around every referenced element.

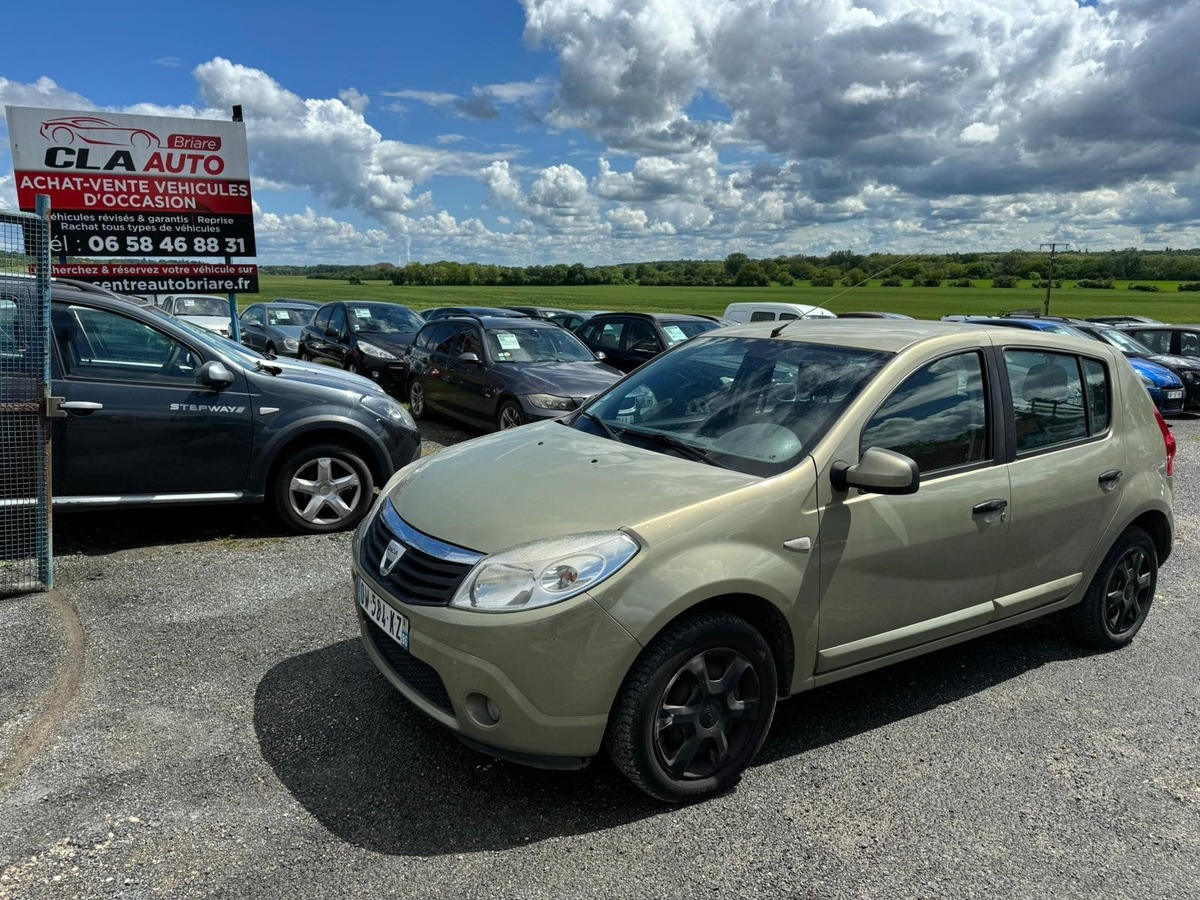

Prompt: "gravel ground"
[1,415,1197,900]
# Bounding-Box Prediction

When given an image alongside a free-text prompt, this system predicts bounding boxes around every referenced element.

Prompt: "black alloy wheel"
[1070,526,1157,649]
[606,612,777,802]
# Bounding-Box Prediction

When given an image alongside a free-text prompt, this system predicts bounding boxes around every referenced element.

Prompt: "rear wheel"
[606,613,777,802]
[272,443,374,534]
[1070,526,1157,649]
[408,379,428,419]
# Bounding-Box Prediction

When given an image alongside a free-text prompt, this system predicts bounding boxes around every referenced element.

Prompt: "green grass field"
[255,275,1200,323]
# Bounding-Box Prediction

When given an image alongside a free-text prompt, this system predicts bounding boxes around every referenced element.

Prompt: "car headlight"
[450,531,639,613]
[526,393,576,411]
[361,394,416,430]
[1185,371,1198,384]
[357,340,398,360]
[283,338,299,351]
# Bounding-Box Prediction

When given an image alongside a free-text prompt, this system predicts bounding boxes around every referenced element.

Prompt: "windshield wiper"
[579,411,624,443]
[621,426,730,468]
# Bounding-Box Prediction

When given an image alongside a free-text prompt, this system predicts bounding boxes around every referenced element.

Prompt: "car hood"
[1130,357,1182,387]
[356,331,416,352]
[501,361,623,399]
[178,314,231,330]
[1150,353,1200,373]
[269,324,305,339]
[251,357,388,394]
[389,421,758,552]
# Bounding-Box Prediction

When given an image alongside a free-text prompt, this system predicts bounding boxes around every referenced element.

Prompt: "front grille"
[362,617,454,714]
[359,502,481,606]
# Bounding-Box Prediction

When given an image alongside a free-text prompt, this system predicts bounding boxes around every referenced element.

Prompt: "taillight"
[1154,406,1176,476]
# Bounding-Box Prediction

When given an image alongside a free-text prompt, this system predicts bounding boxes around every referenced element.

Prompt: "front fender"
[245,407,399,493]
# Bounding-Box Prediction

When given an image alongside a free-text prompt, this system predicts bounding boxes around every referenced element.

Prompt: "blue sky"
[3,0,1200,267]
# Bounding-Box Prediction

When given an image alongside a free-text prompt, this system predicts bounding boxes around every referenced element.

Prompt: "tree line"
[260,248,1200,288]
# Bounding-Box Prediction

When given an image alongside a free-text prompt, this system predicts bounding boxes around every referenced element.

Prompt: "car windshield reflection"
[573,335,891,476]
[487,326,597,363]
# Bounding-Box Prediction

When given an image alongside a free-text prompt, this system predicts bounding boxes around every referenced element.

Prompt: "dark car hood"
[270,325,306,339]
[1150,353,1200,372]
[357,331,416,351]
[501,361,623,399]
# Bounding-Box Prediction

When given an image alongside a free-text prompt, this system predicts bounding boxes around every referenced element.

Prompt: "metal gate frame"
[1,195,53,595]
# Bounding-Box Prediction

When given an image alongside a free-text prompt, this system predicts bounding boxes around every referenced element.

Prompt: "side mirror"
[198,360,236,388]
[457,351,481,363]
[831,447,919,495]
[326,327,340,338]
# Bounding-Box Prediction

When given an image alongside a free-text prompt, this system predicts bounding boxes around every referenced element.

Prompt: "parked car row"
[956,314,1200,416]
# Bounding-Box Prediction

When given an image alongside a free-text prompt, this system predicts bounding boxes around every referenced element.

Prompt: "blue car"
[963,317,1185,416]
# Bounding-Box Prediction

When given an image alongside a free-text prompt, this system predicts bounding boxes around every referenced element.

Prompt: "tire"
[606,612,777,803]
[408,379,428,420]
[1070,526,1157,650]
[298,348,312,362]
[272,443,374,534]
[264,342,277,360]
[496,399,525,431]
[346,360,360,375]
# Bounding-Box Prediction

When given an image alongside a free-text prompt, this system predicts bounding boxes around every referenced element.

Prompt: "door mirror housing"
[198,360,236,389]
[457,352,481,363]
[831,447,920,495]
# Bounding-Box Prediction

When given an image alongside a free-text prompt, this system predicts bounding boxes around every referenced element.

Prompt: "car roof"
[587,311,715,323]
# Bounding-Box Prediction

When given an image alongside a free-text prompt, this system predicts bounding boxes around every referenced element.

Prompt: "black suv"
[574,312,722,373]
[34,283,421,532]
[405,315,623,431]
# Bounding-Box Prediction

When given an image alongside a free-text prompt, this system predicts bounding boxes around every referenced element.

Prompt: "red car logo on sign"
[39,116,161,149]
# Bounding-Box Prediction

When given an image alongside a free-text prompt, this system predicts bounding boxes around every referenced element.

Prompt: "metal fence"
[0,199,52,595]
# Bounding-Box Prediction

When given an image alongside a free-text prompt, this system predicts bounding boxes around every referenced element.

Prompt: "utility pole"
[1040,242,1069,315]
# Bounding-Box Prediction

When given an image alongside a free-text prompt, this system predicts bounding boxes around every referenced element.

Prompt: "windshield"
[573,335,891,476]
[268,307,315,326]
[1091,326,1153,355]
[347,304,424,333]
[487,325,597,363]
[174,296,229,317]
[660,319,720,347]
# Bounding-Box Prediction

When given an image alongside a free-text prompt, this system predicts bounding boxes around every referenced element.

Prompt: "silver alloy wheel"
[286,456,363,527]
[409,381,426,417]
[497,401,523,429]
[347,361,359,374]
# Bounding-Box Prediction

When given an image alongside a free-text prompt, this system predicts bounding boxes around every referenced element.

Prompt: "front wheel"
[298,348,312,362]
[272,443,374,534]
[606,613,777,803]
[496,399,525,431]
[1070,526,1158,649]
[346,360,360,375]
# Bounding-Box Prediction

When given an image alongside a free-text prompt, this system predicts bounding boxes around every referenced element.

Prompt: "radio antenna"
[771,252,920,337]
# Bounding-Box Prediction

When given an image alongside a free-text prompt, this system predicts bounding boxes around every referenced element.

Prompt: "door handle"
[1098,469,1123,492]
[59,401,104,412]
[972,499,1008,515]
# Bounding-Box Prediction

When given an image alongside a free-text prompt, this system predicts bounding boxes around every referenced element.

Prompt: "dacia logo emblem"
[379,539,407,577]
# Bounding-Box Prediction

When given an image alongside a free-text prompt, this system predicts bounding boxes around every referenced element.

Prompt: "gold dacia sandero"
[352,320,1175,802]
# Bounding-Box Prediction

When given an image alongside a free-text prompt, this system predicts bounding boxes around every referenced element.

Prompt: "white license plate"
[357,579,409,651]
[1167,390,1184,400]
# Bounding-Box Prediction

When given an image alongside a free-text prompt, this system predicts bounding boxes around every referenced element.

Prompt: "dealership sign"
[6,106,257,260]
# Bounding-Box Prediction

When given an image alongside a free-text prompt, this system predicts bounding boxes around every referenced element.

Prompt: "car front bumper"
[351,558,641,762]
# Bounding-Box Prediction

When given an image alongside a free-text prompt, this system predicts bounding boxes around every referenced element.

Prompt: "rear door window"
[1004,350,1093,454]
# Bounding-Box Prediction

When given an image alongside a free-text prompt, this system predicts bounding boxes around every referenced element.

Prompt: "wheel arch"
[619,593,796,702]
[260,425,390,498]
[1129,508,1172,566]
